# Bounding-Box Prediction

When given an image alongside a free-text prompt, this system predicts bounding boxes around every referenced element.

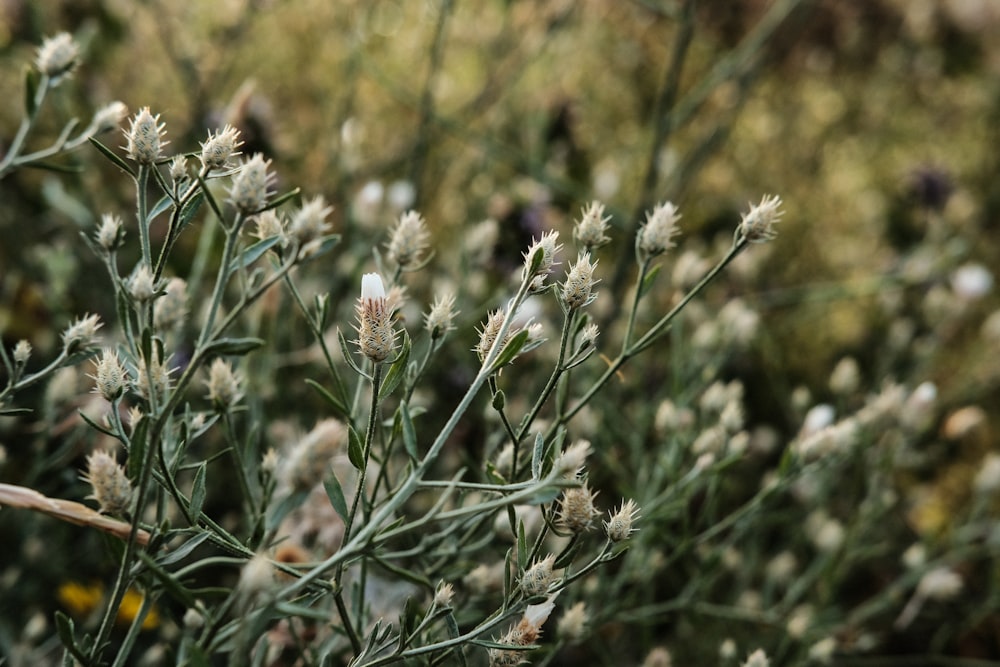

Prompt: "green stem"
[198,213,245,347]
[136,165,152,269]
[0,74,49,178]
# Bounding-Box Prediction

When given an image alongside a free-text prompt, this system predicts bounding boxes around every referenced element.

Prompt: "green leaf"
[304,378,348,419]
[202,337,265,356]
[492,390,505,411]
[638,264,662,298]
[531,433,544,481]
[88,137,135,177]
[24,67,39,116]
[489,329,530,373]
[523,485,561,506]
[378,333,411,402]
[22,160,82,174]
[54,612,90,664]
[301,233,342,260]
[347,425,365,470]
[266,490,307,532]
[261,187,301,211]
[323,474,349,522]
[517,520,528,572]
[400,403,418,460]
[148,195,173,222]
[230,236,280,272]
[189,462,207,521]
[177,191,204,231]
[445,612,467,667]
[0,407,32,416]
[337,329,368,378]
[156,532,211,566]
[128,417,149,480]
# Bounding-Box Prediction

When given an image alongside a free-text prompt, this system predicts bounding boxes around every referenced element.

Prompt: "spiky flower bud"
[574,201,611,249]
[488,597,557,667]
[355,273,395,363]
[13,340,32,366]
[206,358,242,410]
[36,33,79,82]
[253,210,287,244]
[561,252,598,310]
[475,310,506,363]
[637,202,681,260]
[153,278,188,330]
[228,153,275,214]
[520,555,557,597]
[554,439,592,477]
[61,314,103,353]
[738,194,783,244]
[579,323,599,350]
[557,602,589,644]
[424,292,458,339]
[605,499,640,542]
[200,124,242,171]
[168,156,189,185]
[125,107,167,164]
[133,349,173,404]
[95,213,125,252]
[521,230,561,283]
[280,419,348,492]
[91,101,128,134]
[433,581,455,608]
[289,195,333,246]
[90,349,129,401]
[129,265,157,302]
[387,210,430,270]
[83,450,132,515]
[558,483,600,534]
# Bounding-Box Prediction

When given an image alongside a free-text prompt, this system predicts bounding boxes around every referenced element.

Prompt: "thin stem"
[0,74,49,178]
[136,165,152,269]
[198,212,245,347]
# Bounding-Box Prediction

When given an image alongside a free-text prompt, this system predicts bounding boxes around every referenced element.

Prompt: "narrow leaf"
[88,137,134,177]
[347,425,365,470]
[490,329,530,372]
[517,520,528,572]
[24,67,39,116]
[531,433,545,481]
[377,333,410,402]
[261,187,301,211]
[400,403,418,460]
[638,264,662,299]
[304,379,348,419]
[189,463,207,521]
[337,329,368,378]
[148,195,173,222]
[230,237,280,272]
[323,474,349,522]
[177,191,204,231]
[202,337,265,356]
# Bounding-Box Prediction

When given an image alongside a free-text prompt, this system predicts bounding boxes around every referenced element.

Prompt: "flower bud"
[206,358,242,411]
[520,554,557,597]
[125,107,167,165]
[521,230,561,283]
[387,210,430,270]
[61,314,103,353]
[289,195,333,246]
[424,292,458,339]
[605,499,640,542]
[13,340,31,366]
[83,450,133,515]
[200,124,242,171]
[355,273,395,363]
[557,602,589,645]
[558,483,599,534]
[90,349,129,401]
[637,202,681,260]
[36,33,79,82]
[153,278,188,330]
[129,265,157,302]
[738,194,783,244]
[228,154,275,214]
[561,252,598,310]
[574,201,611,249]
[95,214,125,252]
[91,102,128,134]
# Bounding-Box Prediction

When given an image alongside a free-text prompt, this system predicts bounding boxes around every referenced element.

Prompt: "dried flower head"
[91,101,128,134]
[579,323,599,350]
[520,554,557,597]
[206,358,243,410]
[558,483,600,534]
[424,292,458,339]
[289,195,333,246]
[62,314,103,353]
[561,252,599,310]
[387,210,430,270]
[153,278,188,330]
[125,107,167,164]
[738,194,783,244]
[82,450,132,515]
[95,213,125,252]
[605,499,640,542]
[13,340,32,366]
[129,265,157,302]
[36,32,79,82]
[253,210,288,244]
[280,419,348,492]
[433,581,455,608]
[199,124,242,171]
[169,155,189,185]
[90,349,129,401]
[554,439,592,477]
[574,201,611,249]
[521,230,562,283]
[488,597,557,666]
[637,202,681,260]
[133,349,174,404]
[475,309,507,363]
[228,153,275,214]
[557,601,589,644]
[355,273,396,363]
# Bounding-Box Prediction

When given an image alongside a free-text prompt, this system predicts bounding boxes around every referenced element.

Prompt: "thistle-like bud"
[61,314,103,353]
[90,349,129,401]
[604,499,640,542]
[387,210,430,270]
[557,602,589,644]
[554,439,592,477]
[424,292,458,339]
[355,273,395,363]
[200,124,243,171]
[36,33,79,82]
[133,349,173,404]
[169,155,189,185]
[228,154,275,214]
[521,230,561,284]
[206,358,242,411]
[91,101,128,134]
[433,581,455,608]
[95,213,125,252]
[561,252,598,310]
[289,195,333,246]
[573,201,611,249]
[253,210,288,244]
[637,202,681,261]
[738,194,783,244]
[520,554,557,597]
[124,107,167,165]
[83,450,133,515]
[153,278,188,330]
[579,323,599,350]
[488,597,557,667]
[558,483,600,534]
[475,310,506,363]
[129,265,157,302]
[13,340,32,366]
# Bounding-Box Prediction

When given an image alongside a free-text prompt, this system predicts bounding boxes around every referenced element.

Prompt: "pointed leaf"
[266,490,307,532]
[378,333,410,402]
[189,462,207,521]
[230,237,280,272]
[261,187,301,211]
[323,473,349,522]
[638,264,662,298]
[149,195,174,222]
[347,425,365,470]
[517,520,528,572]
[24,67,39,116]
[492,390,505,411]
[88,137,134,177]
[304,379,348,419]
[202,337,265,356]
[177,191,204,231]
[489,329,530,372]
[338,329,368,378]
[23,160,82,174]
[531,433,544,481]
[400,403,418,460]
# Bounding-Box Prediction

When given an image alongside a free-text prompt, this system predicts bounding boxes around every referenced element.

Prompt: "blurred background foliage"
[2,0,1000,663]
